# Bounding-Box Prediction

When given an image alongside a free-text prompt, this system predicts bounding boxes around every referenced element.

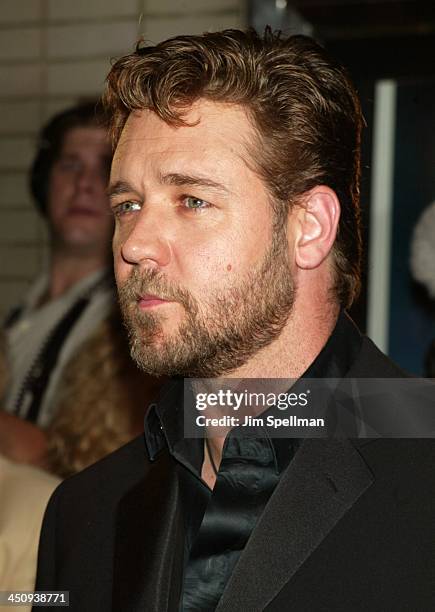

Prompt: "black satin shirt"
[143,312,362,611]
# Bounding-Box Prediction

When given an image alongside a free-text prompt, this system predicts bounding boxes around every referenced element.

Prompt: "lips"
[138,294,171,308]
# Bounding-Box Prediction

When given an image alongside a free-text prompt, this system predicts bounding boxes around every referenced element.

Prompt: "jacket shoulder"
[53,434,149,509]
[348,336,410,378]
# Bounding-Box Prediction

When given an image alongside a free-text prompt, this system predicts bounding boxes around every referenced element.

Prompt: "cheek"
[112,230,123,261]
[113,249,129,285]
[176,235,248,290]
[112,221,125,248]
[47,175,71,215]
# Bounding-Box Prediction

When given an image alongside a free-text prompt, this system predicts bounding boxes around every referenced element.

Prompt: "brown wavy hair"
[46,312,162,478]
[103,28,363,308]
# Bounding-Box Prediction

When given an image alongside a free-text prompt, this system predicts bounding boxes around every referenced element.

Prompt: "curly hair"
[103,28,363,308]
[46,312,162,478]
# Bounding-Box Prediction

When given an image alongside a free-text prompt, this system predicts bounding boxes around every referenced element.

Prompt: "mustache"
[117,267,194,310]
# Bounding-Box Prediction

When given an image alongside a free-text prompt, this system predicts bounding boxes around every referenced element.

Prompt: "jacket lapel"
[112,450,185,612]
[216,438,374,611]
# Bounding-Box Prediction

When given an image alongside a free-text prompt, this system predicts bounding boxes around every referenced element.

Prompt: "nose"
[118,207,171,269]
[76,164,104,193]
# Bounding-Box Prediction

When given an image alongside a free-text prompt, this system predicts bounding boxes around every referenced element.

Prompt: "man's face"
[47,126,113,254]
[111,100,296,377]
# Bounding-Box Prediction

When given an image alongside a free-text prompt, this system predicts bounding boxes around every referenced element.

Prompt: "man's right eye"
[112,201,141,217]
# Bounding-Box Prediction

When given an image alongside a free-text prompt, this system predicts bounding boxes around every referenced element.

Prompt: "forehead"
[112,100,256,176]
[60,126,109,155]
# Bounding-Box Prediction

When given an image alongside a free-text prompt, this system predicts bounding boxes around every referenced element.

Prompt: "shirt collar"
[144,379,203,473]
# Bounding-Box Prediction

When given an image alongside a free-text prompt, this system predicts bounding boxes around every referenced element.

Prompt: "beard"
[118,225,296,377]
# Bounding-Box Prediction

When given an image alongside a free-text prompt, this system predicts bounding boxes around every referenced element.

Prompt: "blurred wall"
[0,0,246,318]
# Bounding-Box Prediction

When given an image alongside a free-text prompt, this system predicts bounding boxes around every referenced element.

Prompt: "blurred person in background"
[0,101,115,464]
[45,308,163,478]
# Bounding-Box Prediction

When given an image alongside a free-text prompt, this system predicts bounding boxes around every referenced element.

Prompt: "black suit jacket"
[35,338,435,611]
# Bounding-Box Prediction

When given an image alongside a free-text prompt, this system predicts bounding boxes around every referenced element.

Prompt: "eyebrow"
[107,173,230,201]
[159,172,230,195]
[106,180,137,200]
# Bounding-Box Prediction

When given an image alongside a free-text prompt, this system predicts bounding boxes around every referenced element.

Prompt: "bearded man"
[35,29,435,611]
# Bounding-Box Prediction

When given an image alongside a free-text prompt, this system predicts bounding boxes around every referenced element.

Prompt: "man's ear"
[291,186,340,270]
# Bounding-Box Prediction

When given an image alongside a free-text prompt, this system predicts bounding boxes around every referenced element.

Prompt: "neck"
[201,283,340,489]
[45,246,107,302]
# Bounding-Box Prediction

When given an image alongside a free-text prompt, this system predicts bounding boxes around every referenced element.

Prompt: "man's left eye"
[183,196,210,210]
